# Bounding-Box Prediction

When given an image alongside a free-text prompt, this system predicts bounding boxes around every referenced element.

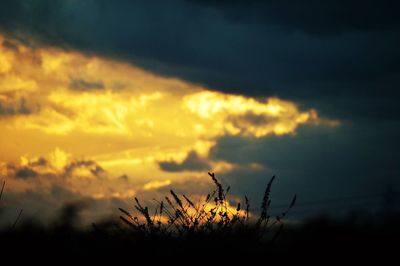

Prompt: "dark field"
[1,175,399,264]
[1,215,398,263]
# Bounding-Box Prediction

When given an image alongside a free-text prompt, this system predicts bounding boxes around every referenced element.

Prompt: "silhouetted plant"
[0,180,4,201]
[0,180,23,230]
[117,172,296,243]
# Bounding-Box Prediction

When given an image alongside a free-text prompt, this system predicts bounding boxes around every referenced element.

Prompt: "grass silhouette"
[111,172,296,244]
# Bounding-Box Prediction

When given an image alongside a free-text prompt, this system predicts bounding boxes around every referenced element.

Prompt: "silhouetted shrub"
[114,172,296,244]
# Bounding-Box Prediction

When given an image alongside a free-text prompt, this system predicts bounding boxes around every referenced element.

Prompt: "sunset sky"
[0,1,399,225]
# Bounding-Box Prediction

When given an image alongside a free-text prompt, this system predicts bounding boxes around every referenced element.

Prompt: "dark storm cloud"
[159,151,210,172]
[69,79,105,91]
[209,122,400,213]
[0,0,399,120]
[190,0,400,34]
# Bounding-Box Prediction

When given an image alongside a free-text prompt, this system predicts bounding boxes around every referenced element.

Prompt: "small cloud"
[0,98,31,116]
[2,39,19,50]
[111,81,128,90]
[0,102,15,116]
[229,112,275,126]
[69,78,104,91]
[136,176,213,199]
[119,174,129,181]
[143,179,171,190]
[18,98,30,114]
[29,157,48,167]
[183,91,322,137]
[64,159,105,177]
[48,148,71,171]
[15,166,38,179]
[158,151,210,172]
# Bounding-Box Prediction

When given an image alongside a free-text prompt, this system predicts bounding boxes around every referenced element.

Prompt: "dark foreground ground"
[0,214,398,264]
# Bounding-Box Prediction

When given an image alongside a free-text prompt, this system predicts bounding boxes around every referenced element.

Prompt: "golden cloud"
[0,34,337,200]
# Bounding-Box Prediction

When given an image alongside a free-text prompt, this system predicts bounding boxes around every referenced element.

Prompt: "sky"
[0,0,399,225]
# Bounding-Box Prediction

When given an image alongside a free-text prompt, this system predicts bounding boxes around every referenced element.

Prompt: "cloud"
[134,175,217,203]
[0,34,328,185]
[0,151,230,227]
[208,122,400,212]
[0,0,399,122]
[69,78,104,91]
[143,179,172,190]
[0,171,229,228]
[0,98,31,116]
[0,185,128,227]
[15,167,37,179]
[0,148,129,199]
[64,160,105,178]
[183,91,323,137]
[0,33,344,224]
[27,157,47,167]
[159,151,211,172]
